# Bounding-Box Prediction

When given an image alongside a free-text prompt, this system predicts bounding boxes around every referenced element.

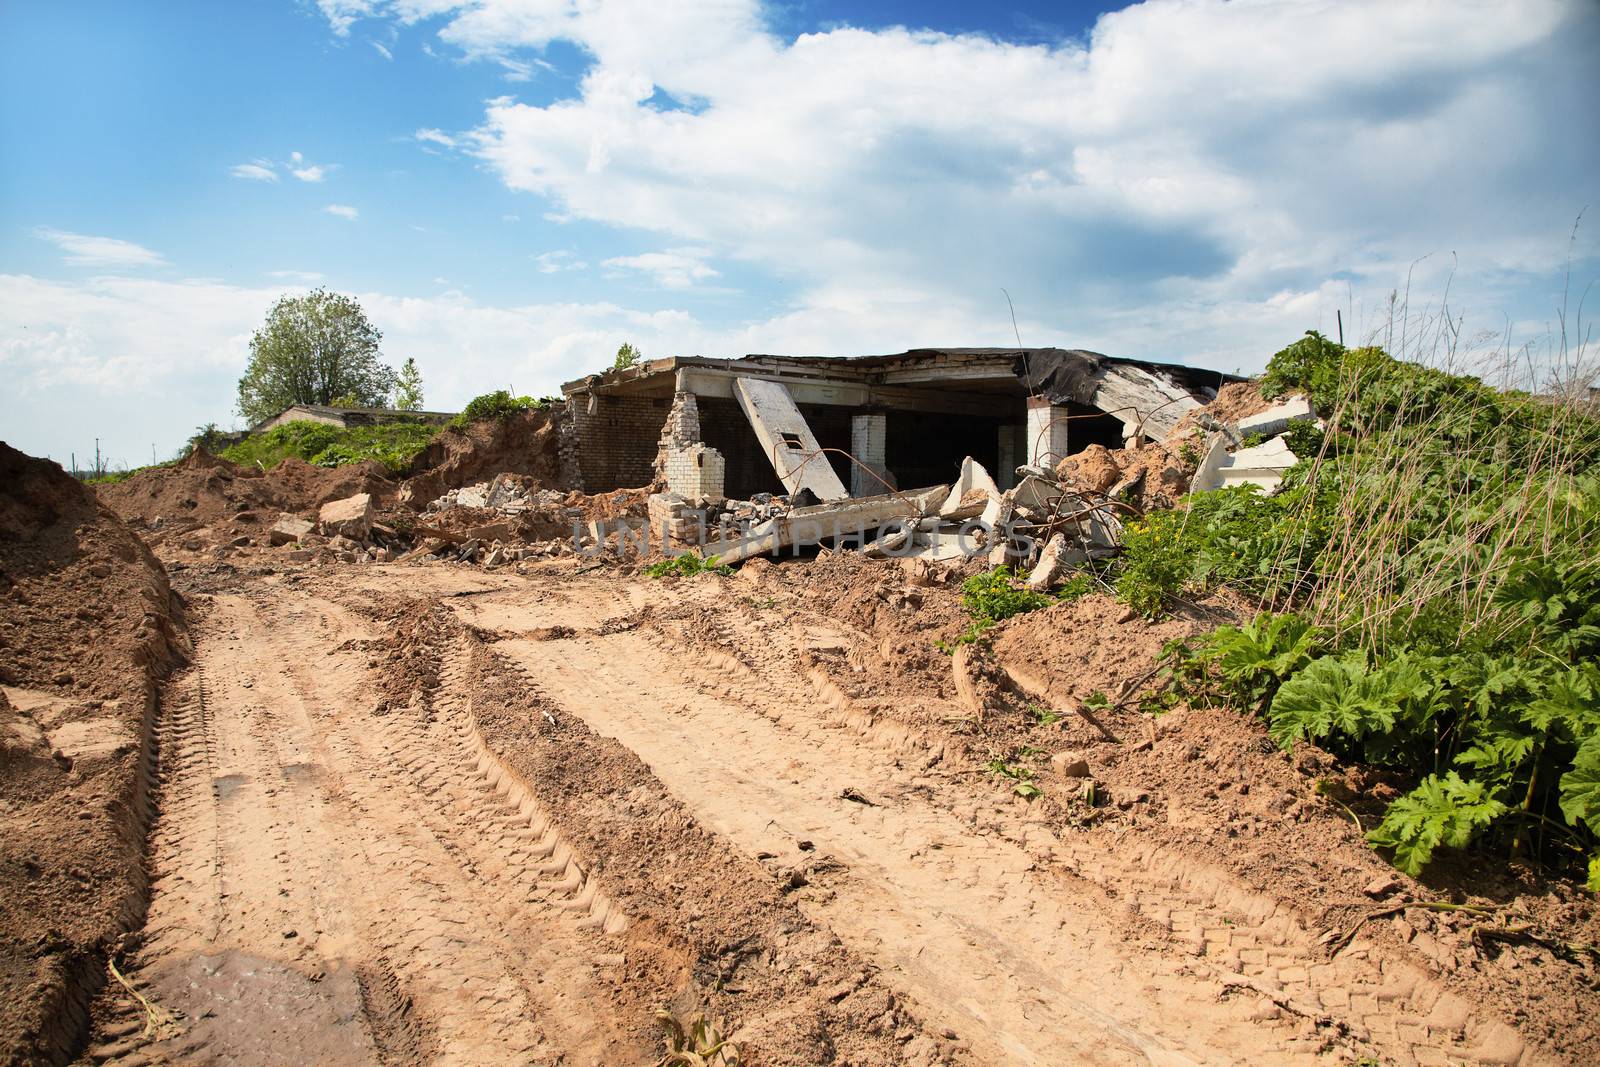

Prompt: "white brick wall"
[664,443,725,504]
[1026,397,1073,467]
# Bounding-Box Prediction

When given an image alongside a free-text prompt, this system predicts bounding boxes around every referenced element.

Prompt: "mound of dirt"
[96,450,394,533]
[1169,380,1274,439]
[397,409,562,509]
[0,443,187,1064]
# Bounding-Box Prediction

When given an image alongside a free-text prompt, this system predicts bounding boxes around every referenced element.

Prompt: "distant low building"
[249,404,458,435]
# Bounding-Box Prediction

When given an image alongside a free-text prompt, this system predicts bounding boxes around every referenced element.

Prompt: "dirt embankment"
[0,443,187,1065]
[96,449,394,536]
[396,409,562,509]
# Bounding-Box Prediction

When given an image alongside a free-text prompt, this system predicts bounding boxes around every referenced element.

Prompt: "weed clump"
[642,552,732,579]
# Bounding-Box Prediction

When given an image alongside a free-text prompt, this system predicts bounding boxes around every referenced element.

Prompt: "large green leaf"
[1368,772,1508,875]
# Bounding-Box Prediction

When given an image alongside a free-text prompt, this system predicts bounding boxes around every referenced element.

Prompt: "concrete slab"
[733,377,850,502]
[939,457,1000,517]
[705,485,945,564]
[1237,395,1314,438]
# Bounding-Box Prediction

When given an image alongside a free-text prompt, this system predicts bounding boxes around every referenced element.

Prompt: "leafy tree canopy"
[614,342,641,370]
[236,289,396,423]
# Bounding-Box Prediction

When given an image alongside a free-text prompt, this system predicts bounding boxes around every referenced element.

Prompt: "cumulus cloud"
[33,228,166,268]
[330,0,1597,361]
[601,248,717,289]
[324,203,360,220]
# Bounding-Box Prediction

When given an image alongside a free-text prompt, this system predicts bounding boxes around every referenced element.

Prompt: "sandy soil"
[0,443,187,1066]
[10,533,1587,1065]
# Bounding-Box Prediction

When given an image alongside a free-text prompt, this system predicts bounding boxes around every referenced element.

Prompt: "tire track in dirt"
[489,578,1545,1067]
[92,588,656,1066]
[644,610,1541,1065]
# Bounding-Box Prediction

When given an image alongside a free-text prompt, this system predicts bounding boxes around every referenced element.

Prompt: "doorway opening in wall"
[1049,404,1127,456]
[884,410,1005,490]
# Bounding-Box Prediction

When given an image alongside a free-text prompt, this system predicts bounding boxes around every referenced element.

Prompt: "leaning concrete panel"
[733,377,850,502]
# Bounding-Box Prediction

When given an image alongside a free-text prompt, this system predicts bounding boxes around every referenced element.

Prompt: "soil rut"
[481,577,1542,1067]
[92,588,647,1066]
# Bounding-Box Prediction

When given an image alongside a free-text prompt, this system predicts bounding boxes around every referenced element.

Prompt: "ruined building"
[559,348,1237,504]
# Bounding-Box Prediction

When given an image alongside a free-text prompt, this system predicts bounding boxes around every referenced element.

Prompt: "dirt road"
[90,564,1549,1066]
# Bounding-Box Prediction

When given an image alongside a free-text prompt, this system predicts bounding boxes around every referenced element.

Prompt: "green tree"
[394,357,425,411]
[614,341,641,369]
[236,289,396,423]
[187,423,228,454]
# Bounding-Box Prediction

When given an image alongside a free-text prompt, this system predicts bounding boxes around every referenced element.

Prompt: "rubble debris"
[1026,533,1080,591]
[318,492,374,540]
[1236,393,1314,439]
[938,457,1001,519]
[1191,434,1299,494]
[269,516,314,545]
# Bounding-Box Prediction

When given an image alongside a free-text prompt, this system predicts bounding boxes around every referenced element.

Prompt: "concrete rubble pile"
[265,492,407,565]
[649,391,1319,585]
[404,473,586,566]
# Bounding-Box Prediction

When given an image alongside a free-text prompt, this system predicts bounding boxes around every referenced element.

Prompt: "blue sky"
[2,0,1596,469]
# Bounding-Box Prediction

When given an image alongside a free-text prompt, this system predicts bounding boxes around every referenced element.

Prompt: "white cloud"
[415,127,458,149]
[534,249,587,273]
[600,247,716,289]
[324,204,360,220]
[330,0,1596,359]
[370,40,394,60]
[267,270,325,282]
[229,160,278,182]
[231,153,335,183]
[33,228,166,268]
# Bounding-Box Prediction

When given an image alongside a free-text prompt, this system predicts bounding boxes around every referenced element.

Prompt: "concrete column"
[850,413,888,497]
[1026,397,1073,468]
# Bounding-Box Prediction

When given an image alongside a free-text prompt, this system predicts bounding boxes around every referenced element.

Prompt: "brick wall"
[567,393,671,492]
[663,443,726,504]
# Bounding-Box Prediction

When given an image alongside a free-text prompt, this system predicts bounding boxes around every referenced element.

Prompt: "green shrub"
[448,390,553,428]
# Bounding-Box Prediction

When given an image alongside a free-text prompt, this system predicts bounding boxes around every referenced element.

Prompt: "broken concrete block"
[939,457,1000,518]
[483,547,505,567]
[1189,434,1231,493]
[1236,394,1314,438]
[1009,475,1064,513]
[269,516,314,545]
[454,483,490,509]
[318,493,374,540]
[1218,436,1299,491]
[1014,463,1056,482]
[1026,534,1072,591]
